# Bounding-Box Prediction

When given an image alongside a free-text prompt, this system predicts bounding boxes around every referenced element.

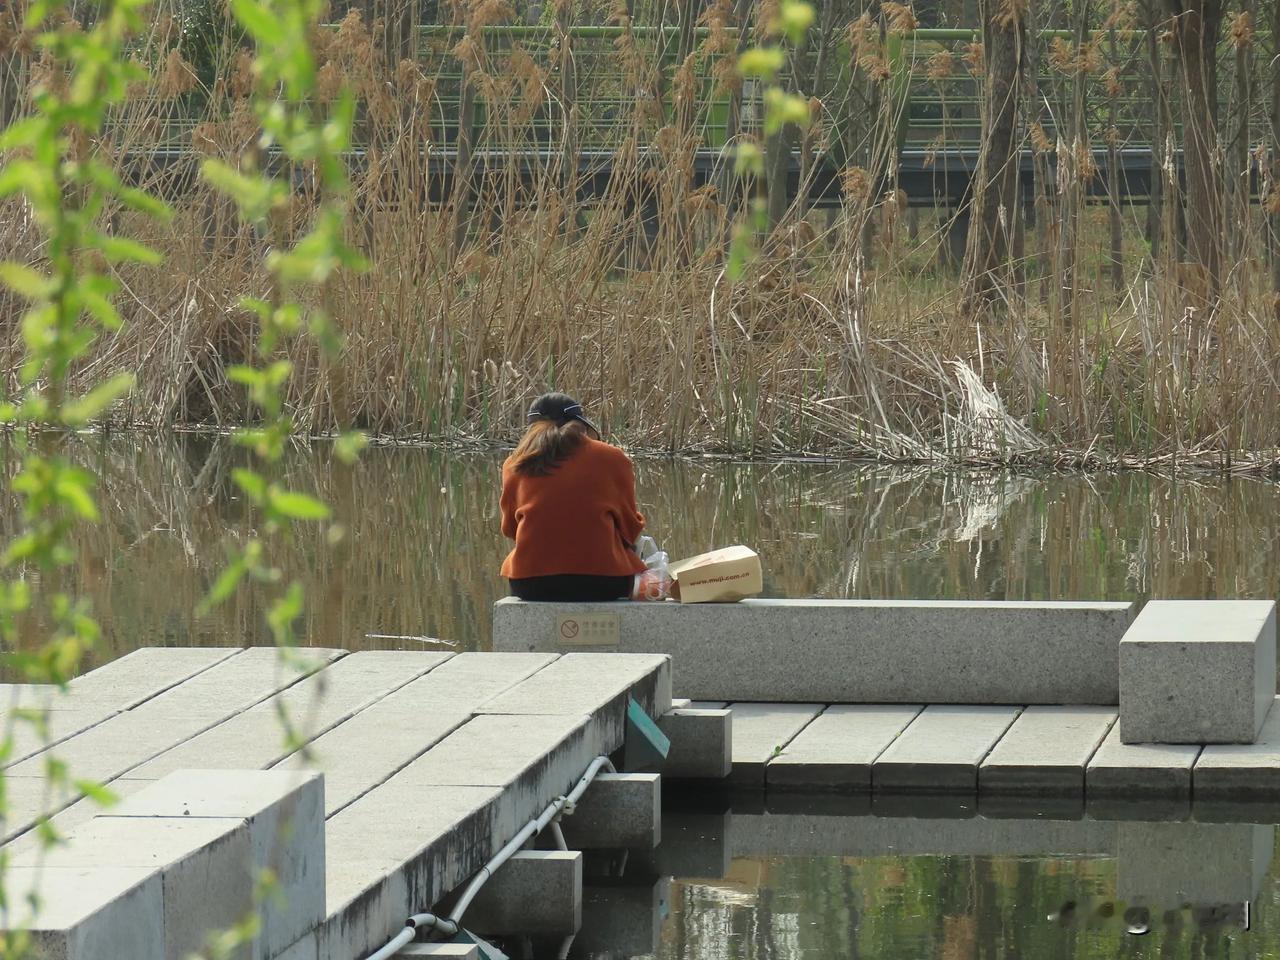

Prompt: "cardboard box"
[669,546,763,603]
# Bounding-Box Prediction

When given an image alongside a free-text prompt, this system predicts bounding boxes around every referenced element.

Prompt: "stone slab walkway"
[707,698,1280,800]
[0,647,672,960]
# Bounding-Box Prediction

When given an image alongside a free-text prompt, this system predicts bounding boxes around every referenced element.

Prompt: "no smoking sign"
[554,613,620,648]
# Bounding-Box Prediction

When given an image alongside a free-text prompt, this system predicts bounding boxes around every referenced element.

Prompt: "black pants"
[509,574,633,602]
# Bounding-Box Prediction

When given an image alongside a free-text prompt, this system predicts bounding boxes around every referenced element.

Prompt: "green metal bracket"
[623,695,671,772]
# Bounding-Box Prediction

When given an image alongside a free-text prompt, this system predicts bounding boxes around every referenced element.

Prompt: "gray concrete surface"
[657,708,732,779]
[980,706,1117,796]
[874,705,1022,792]
[1120,600,1276,744]
[1086,723,1201,797]
[768,704,923,791]
[9,866,163,960]
[467,850,583,936]
[724,702,823,785]
[493,598,1135,703]
[561,772,660,849]
[1194,697,1280,799]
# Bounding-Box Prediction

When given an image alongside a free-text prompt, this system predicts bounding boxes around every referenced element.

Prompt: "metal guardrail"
[109,24,1251,160]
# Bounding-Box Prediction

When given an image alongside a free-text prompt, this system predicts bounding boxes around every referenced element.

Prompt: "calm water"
[7,432,1280,668]
[626,798,1280,960]
[10,434,1280,958]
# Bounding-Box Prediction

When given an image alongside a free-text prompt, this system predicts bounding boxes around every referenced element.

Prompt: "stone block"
[658,709,732,780]
[768,705,922,791]
[11,814,250,960]
[107,769,325,960]
[560,773,660,849]
[465,850,583,937]
[979,706,1116,796]
[1120,600,1276,744]
[396,946,480,958]
[7,866,164,960]
[873,705,1021,793]
[726,703,822,785]
[1117,821,1275,907]
[493,598,1135,703]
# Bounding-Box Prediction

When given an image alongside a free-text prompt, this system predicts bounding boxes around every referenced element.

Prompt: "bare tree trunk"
[1228,0,1253,264]
[1144,0,1168,261]
[1107,24,1124,292]
[962,0,1027,312]
[1271,0,1280,314]
[451,60,477,255]
[1165,0,1226,299]
[799,0,836,186]
[719,0,754,222]
[556,0,579,240]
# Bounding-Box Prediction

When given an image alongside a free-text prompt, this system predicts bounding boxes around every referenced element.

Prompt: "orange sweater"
[500,438,647,579]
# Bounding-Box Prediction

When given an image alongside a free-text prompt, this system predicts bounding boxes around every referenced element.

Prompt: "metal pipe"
[362,755,617,960]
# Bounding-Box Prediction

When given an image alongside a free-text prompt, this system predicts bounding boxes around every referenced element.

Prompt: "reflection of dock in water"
[572,798,1273,957]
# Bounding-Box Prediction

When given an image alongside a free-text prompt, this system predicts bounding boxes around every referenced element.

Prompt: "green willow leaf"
[269,490,331,521]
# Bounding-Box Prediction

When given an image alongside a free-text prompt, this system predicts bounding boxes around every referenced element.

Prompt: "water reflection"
[5,434,1280,668]
[566,797,1280,960]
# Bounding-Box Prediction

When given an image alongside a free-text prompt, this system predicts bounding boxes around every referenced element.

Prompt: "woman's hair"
[511,393,598,476]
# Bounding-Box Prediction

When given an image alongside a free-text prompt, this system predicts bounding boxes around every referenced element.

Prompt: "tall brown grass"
[2,2,1280,471]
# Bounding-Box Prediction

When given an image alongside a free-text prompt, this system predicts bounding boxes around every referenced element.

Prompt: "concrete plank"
[318,655,651,960]
[69,647,245,707]
[129,651,451,780]
[3,649,343,834]
[728,812,1117,858]
[275,652,556,816]
[1195,698,1280,800]
[2,778,155,856]
[1086,722,1201,798]
[767,705,922,791]
[874,705,1022,793]
[1,649,248,768]
[980,706,1116,796]
[725,703,822,785]
[476,652,672,754]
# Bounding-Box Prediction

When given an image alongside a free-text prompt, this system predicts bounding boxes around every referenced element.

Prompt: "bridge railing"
[108,24,1235,163]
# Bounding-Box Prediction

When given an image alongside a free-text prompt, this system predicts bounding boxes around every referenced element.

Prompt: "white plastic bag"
[632,536,673,601]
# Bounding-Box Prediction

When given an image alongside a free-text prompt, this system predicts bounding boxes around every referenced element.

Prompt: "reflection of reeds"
[5,437,1280,661]
[1,9,1279,468]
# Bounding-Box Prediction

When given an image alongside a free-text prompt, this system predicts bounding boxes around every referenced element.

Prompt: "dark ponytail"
[511,418,590,476]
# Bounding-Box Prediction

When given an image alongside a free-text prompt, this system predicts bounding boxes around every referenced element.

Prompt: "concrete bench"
[1120,600,1277,744]
[492,598,1136,704]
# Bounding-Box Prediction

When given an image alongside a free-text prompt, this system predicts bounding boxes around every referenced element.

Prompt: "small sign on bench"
[555,612,620,648]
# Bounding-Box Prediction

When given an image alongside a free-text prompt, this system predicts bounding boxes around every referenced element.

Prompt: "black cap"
[526,392,599,435]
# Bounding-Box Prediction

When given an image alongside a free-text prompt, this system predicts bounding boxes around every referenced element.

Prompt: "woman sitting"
[499,392,646,602]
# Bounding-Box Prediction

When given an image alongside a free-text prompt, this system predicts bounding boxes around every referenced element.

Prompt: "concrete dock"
[731,699,1280,799]
[10,639,1280,959]
[0,647,672,959]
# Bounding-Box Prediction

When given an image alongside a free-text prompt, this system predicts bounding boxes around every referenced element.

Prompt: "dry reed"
[1,2,1279,474]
